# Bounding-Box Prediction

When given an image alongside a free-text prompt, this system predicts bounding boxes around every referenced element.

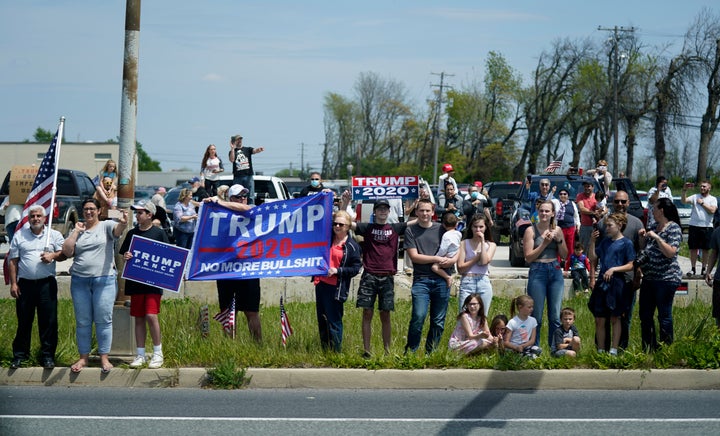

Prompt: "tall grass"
[2,294,718,370]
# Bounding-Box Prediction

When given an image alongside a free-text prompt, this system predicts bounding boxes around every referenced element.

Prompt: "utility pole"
[299,142,305,179]
[430,72,453,186]
[598,25,635,177]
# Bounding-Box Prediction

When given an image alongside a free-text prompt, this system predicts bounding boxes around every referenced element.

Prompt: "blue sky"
[0,1,711,175]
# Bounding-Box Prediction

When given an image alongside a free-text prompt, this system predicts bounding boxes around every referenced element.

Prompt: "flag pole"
[44,116,65,249]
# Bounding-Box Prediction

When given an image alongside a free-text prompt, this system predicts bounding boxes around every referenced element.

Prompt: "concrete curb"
[2,367,719,390]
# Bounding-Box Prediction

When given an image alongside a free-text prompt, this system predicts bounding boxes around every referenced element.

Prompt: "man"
[188,176,209,206]
[7,204,66,369]
[204,184,262,341]
[647,176,672,228]
[119,200,170,369]
[463,183,493,228]
[404,198,455,354]
[596,190,644,350]
[343,196,414,357]
[436,183,467,225]
[527,177,559,215]
[150,186,168,228]
[576,180,601,250]
[229,134,265,200]
[150,186,167,210]
[437,163,457,197]
[682,181,718,277]
[299,171,325,197]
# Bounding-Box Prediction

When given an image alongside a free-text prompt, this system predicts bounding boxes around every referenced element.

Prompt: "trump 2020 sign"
[186,192,333,280]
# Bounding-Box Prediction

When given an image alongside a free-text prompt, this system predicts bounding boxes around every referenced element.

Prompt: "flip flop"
[101,363,113,374]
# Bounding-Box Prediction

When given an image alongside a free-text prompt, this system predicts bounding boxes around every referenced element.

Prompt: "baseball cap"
[473,181,483,189]
[373,199,391,210]
[442,163,454,173]
[188,177,201,184]
[228,184,249,198]
[130,200,156,216]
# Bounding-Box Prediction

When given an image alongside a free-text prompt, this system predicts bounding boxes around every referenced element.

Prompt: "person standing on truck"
[299,172,325,197]
[229,134,264,200]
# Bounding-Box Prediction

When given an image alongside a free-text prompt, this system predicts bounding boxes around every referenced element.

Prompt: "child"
[588,212,635,356]
[594,191,608,221]
[431,213,462,287]
[504,295,542,358]
[530,198,544,224]
[551,307,582,357]
[448,293,495,354]
[565,241,591,294]
[490,314,508,351]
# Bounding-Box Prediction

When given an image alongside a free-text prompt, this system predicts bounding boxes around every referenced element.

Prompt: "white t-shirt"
[436,229,462,258]
[688,194,717,227]
[506,315,538,346]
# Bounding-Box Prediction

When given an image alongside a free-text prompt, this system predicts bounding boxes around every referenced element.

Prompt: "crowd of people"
[5,157,720,370]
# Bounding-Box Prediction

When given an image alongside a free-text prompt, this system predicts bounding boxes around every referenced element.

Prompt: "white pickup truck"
[215,174,291,205]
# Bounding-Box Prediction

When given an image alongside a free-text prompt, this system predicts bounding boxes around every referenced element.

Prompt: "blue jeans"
[527,261,564,347]
[458,275,492,316]
[175,231,194,250]
[233,175,255,201]
[315,282,344,352]
[70,275,117,355]
[406,275,449,354]
[639,279,678,351]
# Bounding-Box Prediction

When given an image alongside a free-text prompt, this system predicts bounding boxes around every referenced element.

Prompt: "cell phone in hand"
[685,182,695,188]
[107,209,123,220]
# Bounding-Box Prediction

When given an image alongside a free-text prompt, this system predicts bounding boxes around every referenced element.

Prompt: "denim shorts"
[356,272,395,311]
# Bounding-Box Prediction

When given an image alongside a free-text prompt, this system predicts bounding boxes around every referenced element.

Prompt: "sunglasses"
[230,195,248,199]
[613,199,628,204]
[333,222,347,227]
[540,183,550,186]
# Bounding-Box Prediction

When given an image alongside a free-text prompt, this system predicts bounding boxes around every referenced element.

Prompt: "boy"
[431,213,462,288]
[551,307,581,357]
[565,241,591,294]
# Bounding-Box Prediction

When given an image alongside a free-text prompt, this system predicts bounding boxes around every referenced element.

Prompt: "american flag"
[544,153,564,173]
[280,296,293,346]
[17,128,60,229]
[213,297,235,336]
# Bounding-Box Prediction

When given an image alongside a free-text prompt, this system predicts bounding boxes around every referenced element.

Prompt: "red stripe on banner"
[197,247,236,253]
[293,241,328,249]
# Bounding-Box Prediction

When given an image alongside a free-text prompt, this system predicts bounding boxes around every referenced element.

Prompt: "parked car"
[0,168,97,239]
[637,190,648,209]
[672,197,691,231]
[215,174,290,205]
[484,181,522,243]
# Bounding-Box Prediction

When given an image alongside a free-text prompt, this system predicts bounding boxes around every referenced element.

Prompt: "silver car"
[672,197,691,231]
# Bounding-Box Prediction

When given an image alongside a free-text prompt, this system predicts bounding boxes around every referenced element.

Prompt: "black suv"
[508,174,645,267]
[484,181,522,243]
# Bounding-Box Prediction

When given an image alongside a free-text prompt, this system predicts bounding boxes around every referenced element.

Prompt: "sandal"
[100,362,114,374]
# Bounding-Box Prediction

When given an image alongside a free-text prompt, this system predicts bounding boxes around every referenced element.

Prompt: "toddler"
[565,241,591,294]
[432,213,462,287]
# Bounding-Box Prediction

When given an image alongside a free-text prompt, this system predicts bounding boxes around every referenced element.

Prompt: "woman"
[523,200,568,348]
[456,214,496,315]
[555,188,580,260]
[312,210,361,352]
[200,144,223,196]
[173,188,197,249]
[62,198,128,373]
[638,197,682,351]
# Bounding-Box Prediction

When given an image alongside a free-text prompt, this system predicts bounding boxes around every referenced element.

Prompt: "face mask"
[310,180,320,188]
[470,192,479,200]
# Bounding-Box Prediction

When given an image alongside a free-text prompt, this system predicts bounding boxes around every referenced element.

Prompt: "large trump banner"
[186,192,333,281]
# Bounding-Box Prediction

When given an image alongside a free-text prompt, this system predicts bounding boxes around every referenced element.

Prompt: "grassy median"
[1,294,719,370]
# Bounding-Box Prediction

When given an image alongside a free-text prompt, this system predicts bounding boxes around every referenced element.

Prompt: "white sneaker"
[129,355,146,368]
[148,353,164,369]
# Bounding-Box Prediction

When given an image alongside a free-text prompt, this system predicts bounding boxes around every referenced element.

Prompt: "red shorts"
[130,294,162,317]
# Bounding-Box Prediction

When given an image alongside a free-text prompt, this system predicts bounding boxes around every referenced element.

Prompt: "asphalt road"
[2,386,719,435]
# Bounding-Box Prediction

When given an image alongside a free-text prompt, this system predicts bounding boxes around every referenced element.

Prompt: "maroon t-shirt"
[356,222,407,274]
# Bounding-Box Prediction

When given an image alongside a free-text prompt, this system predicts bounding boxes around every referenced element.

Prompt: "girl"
[504,295,542,358]
[94,176,117,220]
[457,215,497,315]
[490,314,508,351]
[448,293,495,354]
[200,144,223,196]
[524,200,567,347]
[94,160,118,209]
[588,213,635,355]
